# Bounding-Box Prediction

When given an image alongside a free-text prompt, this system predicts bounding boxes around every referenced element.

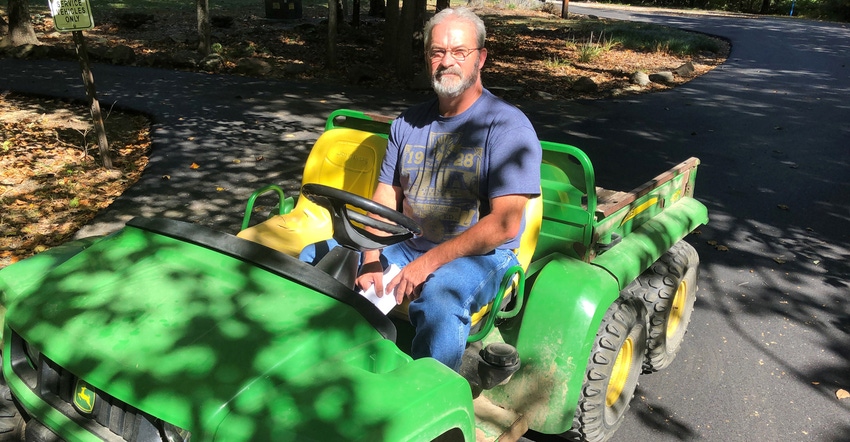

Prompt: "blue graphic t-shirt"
[379,89,542,251]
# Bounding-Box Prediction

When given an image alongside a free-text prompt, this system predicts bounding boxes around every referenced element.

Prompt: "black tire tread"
[625,240,699,373]
[562,297,647,442]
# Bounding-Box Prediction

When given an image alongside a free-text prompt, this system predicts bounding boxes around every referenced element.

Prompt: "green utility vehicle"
[0,110,707,442]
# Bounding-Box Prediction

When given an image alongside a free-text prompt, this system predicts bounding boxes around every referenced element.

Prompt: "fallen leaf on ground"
[837,389,850,400]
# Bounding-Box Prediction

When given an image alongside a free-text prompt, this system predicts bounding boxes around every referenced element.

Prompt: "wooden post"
[71,30,112,169]
[561,0,569,19]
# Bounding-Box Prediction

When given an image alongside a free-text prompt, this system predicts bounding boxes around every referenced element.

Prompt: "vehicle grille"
[8,330,165,442]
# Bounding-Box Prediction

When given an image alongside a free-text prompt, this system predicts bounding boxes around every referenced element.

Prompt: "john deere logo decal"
[73,380,95,414]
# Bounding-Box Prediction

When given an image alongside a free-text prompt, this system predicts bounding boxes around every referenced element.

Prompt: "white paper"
[359,264,401,315]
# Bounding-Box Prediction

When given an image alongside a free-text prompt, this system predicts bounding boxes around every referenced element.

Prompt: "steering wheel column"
[300,184,422,288]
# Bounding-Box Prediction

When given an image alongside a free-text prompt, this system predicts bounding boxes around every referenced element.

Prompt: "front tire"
[0,374,24,441]
[565,297,647,442]
[625,240,699,373]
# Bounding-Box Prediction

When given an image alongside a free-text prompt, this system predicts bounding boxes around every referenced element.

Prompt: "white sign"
[48,0,94,32]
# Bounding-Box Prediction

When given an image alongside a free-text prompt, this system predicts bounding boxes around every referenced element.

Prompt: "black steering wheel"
[301,183,422,251]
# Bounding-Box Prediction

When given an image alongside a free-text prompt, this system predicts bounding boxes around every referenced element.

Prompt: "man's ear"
[478,47,488,68]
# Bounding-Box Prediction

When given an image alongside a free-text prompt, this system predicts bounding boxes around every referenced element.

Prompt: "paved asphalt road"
[525,4,850,442]
[1,3,848,441]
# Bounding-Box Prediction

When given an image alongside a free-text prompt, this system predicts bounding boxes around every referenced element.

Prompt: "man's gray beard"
[432,65,479,98]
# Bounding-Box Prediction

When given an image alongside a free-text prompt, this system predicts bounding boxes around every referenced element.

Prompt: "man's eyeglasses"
[428,47,482,62]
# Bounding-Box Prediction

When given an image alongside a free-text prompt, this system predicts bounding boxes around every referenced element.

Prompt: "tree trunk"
[6,0,39,46]
[369,0,385,17]
[759,0,770,14]
[352,0,360,26]
[395,0,415,81]
[328,0,338,68]
[196,0,211,55]
[384,0,399,64]
[561,0,570,19]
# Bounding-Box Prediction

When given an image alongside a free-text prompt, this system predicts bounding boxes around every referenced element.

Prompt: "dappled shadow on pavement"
[0,59,429,236]
[521,8,850,441]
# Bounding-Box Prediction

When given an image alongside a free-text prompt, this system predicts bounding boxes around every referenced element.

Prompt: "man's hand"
[386,254,435,304]
[356,260,385,296]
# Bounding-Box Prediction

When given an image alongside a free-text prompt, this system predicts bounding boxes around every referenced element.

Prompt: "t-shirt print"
[400,131,484,244]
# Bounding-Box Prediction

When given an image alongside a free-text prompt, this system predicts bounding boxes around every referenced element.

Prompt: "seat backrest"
[300,128,388,201]
[237,128,388,256]
[515,193,543,270]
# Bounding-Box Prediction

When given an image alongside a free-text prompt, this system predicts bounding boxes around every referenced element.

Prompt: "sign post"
[47,0,113,169]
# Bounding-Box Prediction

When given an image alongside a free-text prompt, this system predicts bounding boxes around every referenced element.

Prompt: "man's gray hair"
[423,7,486,50]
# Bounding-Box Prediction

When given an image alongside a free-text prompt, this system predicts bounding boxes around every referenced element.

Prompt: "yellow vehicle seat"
[237,128,388,256]
[468,193,542,329]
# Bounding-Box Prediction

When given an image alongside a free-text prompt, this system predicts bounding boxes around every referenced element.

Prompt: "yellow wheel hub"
[667,280,688,337]
[606,336,634,407]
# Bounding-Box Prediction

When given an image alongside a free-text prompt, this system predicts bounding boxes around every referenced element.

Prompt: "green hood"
[0,219,474,440]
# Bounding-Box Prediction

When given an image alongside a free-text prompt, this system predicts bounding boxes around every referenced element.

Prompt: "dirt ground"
[0,93,150,268]
[0,4,728,268]
[12,3,728,100]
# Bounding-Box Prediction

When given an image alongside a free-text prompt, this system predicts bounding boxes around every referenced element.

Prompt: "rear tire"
[625,240,699,373]
[564,297,647,442]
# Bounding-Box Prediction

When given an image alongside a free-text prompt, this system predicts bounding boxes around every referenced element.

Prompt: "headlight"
[161,422,191,442]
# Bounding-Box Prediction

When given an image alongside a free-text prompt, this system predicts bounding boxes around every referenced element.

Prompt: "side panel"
[592,197,708,291]
[486,256,621,434]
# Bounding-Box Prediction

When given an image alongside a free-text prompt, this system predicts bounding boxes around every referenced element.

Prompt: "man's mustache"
[435,66,463,78]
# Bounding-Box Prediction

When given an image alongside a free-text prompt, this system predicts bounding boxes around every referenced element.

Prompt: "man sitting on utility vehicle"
[305,7,541,371]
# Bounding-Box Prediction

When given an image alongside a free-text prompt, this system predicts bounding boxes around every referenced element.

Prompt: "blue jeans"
[300,240,519,371]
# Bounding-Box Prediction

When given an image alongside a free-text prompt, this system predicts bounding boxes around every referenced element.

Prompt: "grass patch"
[573,20,723,56]
[575,31,617,62]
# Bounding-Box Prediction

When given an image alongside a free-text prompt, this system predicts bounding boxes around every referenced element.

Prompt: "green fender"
[487,255,621,434]
[593,197,708,291]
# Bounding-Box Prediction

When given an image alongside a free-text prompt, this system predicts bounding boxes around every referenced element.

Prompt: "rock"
[86,45,109,61]
[44,45,71,59]
[280,63,310,75]
[11,44,37,58]
[535,90,556,100]
[235,58,272,75]
[631,71,650,86]
[107,45,136,65]
[649,71,675,84]
[143,52,172,67]
[674,61,696,77]
[572,76,598,92]
[171,50,201,68]
[199,54,224,71]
